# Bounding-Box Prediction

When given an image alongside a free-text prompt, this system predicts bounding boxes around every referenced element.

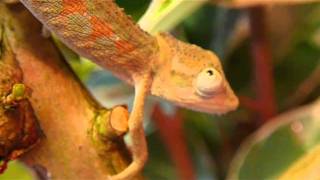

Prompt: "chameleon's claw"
[108,160,146,180]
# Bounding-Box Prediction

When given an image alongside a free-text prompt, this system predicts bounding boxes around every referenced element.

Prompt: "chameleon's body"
[19,0,239,179]
[20,0,158,83]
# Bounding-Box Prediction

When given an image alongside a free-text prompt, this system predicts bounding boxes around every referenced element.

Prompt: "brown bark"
[0,3,141,179]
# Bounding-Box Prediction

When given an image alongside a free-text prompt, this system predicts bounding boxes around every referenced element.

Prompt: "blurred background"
[3,0,320,179]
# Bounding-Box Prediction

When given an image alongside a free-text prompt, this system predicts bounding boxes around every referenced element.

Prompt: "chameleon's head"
[151,33,239,114]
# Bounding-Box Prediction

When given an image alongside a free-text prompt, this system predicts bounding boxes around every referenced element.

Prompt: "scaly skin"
[20,0,158,83]
[19,0,239,179]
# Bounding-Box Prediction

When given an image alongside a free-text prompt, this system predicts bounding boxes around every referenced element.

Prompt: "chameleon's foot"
[108,75,151,180]
[108,158,147,180]
[107,123,147,180]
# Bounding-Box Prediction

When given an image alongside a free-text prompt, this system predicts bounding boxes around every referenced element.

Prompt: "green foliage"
[228,100,320,179]
[238,126,305,179]
[116,0,151,21]
[0,161,34,180]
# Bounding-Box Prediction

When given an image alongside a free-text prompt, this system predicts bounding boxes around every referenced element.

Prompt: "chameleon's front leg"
[109,73,152,180]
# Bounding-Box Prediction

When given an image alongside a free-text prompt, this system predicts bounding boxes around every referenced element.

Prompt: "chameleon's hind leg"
[109,74,151,180]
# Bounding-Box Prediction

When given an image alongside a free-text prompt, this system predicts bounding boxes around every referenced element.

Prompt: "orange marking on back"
[89,16,114,39]
[115,40,135,53]
[60,0,87,16]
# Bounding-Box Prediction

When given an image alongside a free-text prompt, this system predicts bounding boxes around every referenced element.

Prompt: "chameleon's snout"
[191,61,239,114]
[216,87,239,115]
[187,81,239,115]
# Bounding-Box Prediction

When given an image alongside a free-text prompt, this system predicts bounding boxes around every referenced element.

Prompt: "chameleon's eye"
[195,67,223,97]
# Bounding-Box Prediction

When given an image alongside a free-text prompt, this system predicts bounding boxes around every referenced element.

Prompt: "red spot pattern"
[58,1,136,54]
[115,40,135,53]
[89,16,135,53]
[89,16,114,39]
[60,0,87,16]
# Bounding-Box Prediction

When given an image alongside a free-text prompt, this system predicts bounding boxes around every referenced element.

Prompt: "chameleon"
[18,0,239,179]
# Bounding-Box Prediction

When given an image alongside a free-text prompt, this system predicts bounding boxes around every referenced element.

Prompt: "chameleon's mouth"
[176,90,239,115]
[181,74,239,114]
[151,80,239,115]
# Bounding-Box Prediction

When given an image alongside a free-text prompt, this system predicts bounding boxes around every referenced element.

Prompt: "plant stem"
[248,6,277,124]
[152,105,196,180]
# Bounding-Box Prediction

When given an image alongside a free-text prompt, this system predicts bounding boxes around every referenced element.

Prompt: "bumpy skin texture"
[20,0,158,83]
[19,0,239,179]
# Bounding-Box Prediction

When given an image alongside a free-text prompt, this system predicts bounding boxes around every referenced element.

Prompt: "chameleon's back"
[20,0,159,82]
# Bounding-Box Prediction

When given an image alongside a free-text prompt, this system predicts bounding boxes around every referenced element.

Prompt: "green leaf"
[227,99,320,180]
[138,0,208,34]
[278,144,320,179]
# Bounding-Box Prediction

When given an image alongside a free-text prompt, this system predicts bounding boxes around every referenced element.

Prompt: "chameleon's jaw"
[151,82,239,115]
[169,85,238,115]
[162,97,238,115]
[189,91,239,115]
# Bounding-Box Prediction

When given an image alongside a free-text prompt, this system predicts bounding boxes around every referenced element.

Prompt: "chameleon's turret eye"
[195,67,223,97]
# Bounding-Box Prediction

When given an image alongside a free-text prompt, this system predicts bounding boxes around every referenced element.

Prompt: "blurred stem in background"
[248,6,277,124]
[152,105,195,180]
